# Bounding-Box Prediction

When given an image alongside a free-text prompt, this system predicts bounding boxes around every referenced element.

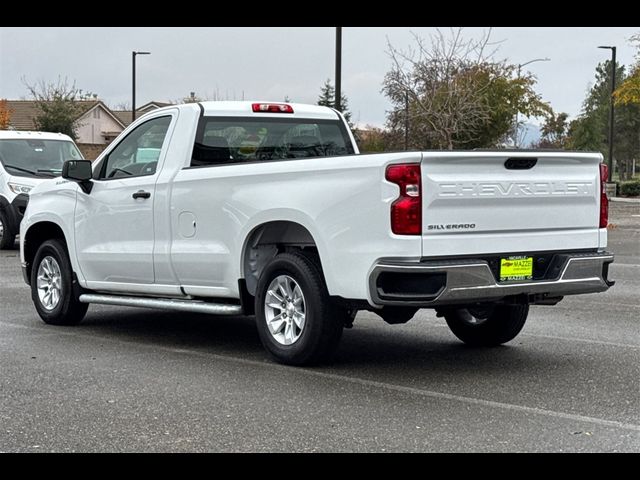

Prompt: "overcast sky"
[1,27,638,127]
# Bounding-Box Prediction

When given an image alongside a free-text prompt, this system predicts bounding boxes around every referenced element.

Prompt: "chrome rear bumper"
[369,252,614,307]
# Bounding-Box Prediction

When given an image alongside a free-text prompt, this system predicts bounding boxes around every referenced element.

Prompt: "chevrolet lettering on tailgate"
[437,181,593,197]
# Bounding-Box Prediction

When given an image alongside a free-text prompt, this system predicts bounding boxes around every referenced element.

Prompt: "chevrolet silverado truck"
[19,101,614,365]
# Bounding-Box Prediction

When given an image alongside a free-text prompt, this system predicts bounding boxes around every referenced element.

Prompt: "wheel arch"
[241,220,322,297]
[23,221,68,282]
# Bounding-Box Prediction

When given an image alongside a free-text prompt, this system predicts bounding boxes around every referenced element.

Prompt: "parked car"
[19,102,614,365]
[0,131,83,249]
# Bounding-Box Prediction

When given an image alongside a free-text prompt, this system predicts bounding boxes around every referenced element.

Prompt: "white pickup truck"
[20,101,614,365]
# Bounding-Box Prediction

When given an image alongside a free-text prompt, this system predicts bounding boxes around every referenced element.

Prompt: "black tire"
[31,239,88,326]
[0,209,16,250]
[443,303,529,347]
[255,251,344,365]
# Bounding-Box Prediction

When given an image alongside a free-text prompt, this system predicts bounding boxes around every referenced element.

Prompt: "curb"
[610,197,640,204]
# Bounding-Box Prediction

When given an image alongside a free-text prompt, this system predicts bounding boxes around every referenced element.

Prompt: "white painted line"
[2,319,639,433]
[520,332,640,350]
[287,367,640,433]
[555,301,640,310]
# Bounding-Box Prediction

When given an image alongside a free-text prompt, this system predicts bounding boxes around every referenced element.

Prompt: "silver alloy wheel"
[0,214,4,240]
[264,274,306,345]
[36,256,62,311]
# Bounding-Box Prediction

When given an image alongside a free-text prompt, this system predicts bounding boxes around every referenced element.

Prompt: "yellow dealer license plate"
[500,256,533,281]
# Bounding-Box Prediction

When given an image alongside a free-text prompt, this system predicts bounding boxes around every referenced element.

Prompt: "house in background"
[111,101,172,128]
[3,100,171,159]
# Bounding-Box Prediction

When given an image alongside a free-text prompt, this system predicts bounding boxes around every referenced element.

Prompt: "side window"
[99,116,171,180]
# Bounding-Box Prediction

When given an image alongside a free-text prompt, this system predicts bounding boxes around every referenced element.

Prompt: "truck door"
[74,114,175,288]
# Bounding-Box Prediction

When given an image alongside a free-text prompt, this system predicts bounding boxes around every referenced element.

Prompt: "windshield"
[0,139,83,178]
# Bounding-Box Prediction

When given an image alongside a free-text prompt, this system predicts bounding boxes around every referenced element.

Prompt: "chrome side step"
[79,294,243,315]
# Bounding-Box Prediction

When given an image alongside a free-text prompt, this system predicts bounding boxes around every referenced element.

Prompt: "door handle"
[132,190,151,199]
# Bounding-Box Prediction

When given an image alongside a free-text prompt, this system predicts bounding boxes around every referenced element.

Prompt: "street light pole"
[335,27,342,111]
[598,46,616,182]
[132,51,151,123]
[514,57,550,147]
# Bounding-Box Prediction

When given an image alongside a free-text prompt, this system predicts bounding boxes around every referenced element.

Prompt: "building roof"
[112,102,173,127]
[1,99,170,132]
[111,110,137,127]
[3,101,41,130]
[139,101,172,110]
[4,100,103,131]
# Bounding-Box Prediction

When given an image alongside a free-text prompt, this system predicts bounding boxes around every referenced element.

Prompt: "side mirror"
[62,160,93,193]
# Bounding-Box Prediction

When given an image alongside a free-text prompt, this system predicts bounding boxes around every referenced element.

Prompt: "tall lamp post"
[598,45,616,182]
[132,51,151,123]
[335,27,342,111]
[514,57,550,147]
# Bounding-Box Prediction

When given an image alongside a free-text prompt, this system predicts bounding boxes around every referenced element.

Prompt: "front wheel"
[442,303,529,347]
[31,239,88,326]
[255,251,344,365]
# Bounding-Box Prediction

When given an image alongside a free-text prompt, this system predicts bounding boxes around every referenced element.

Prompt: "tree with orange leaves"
[0,99,12,129]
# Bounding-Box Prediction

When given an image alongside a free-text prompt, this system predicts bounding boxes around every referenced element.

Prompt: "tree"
[383,28,551,150]
[354,125,398,153]
[614,34,640,106]
[317,79,353,128]
[535,111,569,149]
[23,77,95,140]
[568,60,640,180]
[0,99,11,129]
[615,68,640,106]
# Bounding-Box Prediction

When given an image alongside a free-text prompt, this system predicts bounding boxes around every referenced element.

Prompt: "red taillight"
[385,164,422,235]
[251,103,294,113]
[599,163,609,228]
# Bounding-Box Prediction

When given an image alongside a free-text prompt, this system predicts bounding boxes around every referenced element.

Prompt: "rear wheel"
[31,239,88,326]
[442,303,529,347]
[0,209,16,249]
[255,251,344,365]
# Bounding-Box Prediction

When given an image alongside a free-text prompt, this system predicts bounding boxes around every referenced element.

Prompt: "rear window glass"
[191,117,354,167]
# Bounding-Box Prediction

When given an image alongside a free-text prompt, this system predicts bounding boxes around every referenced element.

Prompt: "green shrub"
[620,180,640,197]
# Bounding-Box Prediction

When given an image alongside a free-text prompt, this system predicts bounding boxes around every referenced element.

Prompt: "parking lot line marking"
[555,301,640,310]
[287,368,640,433]
[2,319,639,433]
[519,332,640,349]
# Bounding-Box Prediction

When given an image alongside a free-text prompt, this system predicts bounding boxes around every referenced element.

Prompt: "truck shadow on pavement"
[79,306,553,375]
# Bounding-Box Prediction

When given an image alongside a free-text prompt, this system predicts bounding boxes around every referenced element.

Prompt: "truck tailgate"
[420,152,603,257]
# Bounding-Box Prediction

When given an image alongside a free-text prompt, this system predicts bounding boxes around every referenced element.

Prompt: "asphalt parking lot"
[1,202,638,452]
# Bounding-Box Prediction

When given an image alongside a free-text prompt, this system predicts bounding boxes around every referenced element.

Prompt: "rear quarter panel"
[169,152,423,300]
